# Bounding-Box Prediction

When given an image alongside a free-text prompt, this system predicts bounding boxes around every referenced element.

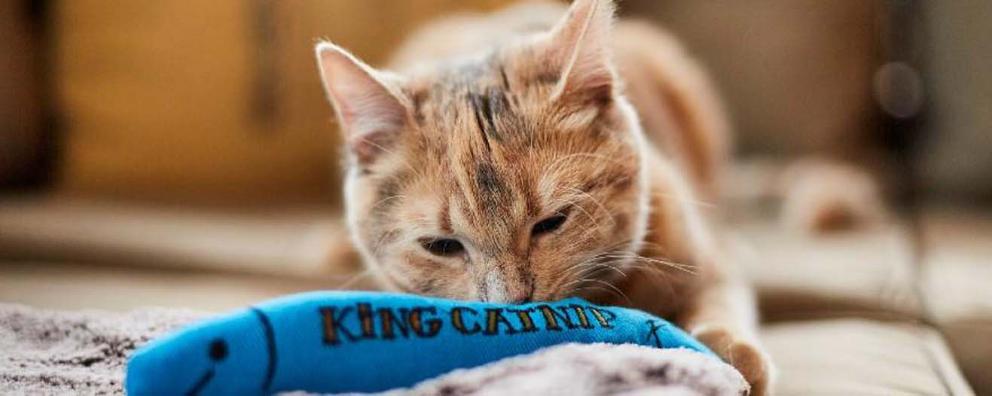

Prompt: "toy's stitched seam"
[184,367,214,396]
[252,308,278,392]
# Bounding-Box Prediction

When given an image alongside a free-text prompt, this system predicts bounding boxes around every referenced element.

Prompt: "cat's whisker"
[543,153,619,180]
[369,227,403,254]
[564,186,615,226]
[551,258,618,293]
[549,256,634,302]
[619,261,682,279]
[641,257,697,274]
[333,269,375,290]
[549,244,640,283]
[573,260,627,280]
[575,278,632,305]
[552,196,606,232]
[558,278,586,291]
[353,137,419,174]
[602,260,681,303]
[556,258,606,281]
[596,253,698,275]
[369,194,406,212]
[593,256,681,289]
[569,285,615,300]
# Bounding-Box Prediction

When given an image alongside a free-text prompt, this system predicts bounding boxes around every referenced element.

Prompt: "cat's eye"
[532,214,568,236]
[419,238,465,257]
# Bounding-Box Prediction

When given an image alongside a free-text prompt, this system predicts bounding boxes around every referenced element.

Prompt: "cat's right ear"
[315,42,409,166]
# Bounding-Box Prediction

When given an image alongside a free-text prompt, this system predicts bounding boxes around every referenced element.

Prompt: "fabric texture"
[733,220,922,322]
[379,343,743,396]
[762,319,974,396]
[923,209,992,395]
[0,303,205,394]
[0,302,744,396]
[126,291,714,395]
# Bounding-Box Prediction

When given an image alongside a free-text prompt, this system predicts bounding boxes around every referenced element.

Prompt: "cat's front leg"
[634,162,774,395]
[680,275,775,396]
[620,256,775,395]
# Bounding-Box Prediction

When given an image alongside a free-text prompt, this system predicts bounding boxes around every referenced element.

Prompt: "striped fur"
[316,1,771,392]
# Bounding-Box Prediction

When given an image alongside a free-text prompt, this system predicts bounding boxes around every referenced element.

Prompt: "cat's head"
[316,0,649,302]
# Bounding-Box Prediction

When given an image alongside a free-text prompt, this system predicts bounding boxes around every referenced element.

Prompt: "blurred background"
[1,0,990,392]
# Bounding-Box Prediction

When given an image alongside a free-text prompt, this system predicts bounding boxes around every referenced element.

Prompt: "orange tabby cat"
[315,0,771,393]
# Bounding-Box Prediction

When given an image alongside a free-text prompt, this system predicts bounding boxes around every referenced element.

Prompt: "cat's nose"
[481,271,534,303]
[504,291,533,304]
[485,289,533,304]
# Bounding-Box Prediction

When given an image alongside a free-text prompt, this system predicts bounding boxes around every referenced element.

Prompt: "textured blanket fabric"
[0,303,746,395]
[379,344,746,396]
[0,303,206,394]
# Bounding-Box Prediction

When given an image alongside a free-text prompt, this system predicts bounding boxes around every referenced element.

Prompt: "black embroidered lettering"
[507,308,538,332]
[484,308,518,335]
[571,305,592,329]
[320,307,357,345]
[409,307,442,337]
[537,305,576,331]
[451,307,481,335]
[357,303,376,338]
[588,307,616,328]
[378,308,410,339]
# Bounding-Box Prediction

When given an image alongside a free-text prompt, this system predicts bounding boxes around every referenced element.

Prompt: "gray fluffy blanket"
[0,303,746,395]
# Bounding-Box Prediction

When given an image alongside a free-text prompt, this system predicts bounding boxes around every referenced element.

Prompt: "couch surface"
[764,319,972,395]
[0,195,983,394]
[923,208,992,395]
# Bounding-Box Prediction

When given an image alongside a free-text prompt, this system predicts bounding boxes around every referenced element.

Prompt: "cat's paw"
[693,325,775,396]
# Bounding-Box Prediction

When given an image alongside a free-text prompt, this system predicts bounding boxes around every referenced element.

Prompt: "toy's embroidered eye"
[419,238,465,257]
[208,339,228,361]
[532,214,567,236]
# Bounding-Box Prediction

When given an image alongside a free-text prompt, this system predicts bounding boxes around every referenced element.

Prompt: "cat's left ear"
[547,0,617,105]
[315,42,409,166]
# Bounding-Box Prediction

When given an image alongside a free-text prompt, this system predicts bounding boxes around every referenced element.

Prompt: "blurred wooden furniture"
[0,1,44,187]
[53,0,506,205]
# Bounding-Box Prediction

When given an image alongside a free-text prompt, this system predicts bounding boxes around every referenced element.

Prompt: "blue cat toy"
[126,291,713,395]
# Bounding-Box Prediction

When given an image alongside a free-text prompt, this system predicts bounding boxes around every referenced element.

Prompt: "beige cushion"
[0,196,375,312]
[0,261,336,312]
[733,220,922,322]
[0,196,362,280]
[923,208,992,395]
[763,319,974,395]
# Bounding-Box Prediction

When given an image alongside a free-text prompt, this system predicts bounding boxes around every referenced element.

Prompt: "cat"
[314,0,771,393]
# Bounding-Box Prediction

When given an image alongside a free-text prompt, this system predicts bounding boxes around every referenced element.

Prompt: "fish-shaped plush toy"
[125,291,713,395]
